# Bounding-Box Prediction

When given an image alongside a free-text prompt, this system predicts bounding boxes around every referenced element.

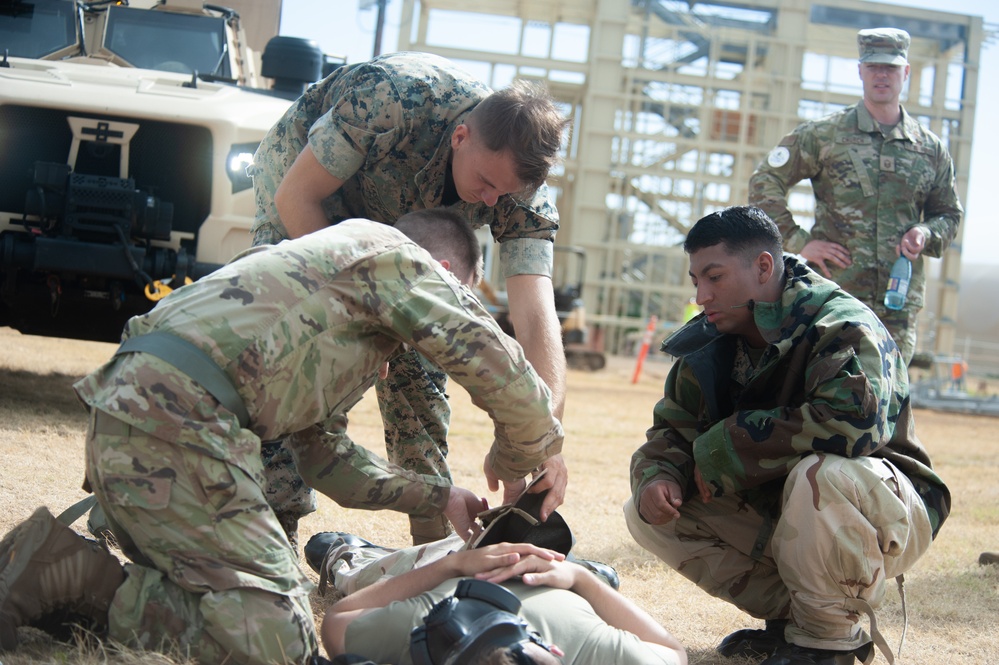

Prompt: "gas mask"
[409,579,557,665]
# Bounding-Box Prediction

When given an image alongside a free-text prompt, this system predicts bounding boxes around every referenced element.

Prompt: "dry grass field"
[0,326,996,664]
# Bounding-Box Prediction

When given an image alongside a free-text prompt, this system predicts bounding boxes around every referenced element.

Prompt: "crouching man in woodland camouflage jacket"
[624,206,949,665]
[0,209,563,665]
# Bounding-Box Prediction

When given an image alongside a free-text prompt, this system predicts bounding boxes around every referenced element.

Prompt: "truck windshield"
[104,5,230,77]
[0,0,78,59]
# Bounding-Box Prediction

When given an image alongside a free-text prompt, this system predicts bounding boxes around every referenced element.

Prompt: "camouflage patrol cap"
[857,27,910,65]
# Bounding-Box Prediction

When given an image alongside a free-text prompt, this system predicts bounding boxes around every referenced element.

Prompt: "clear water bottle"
[884,255,911,311]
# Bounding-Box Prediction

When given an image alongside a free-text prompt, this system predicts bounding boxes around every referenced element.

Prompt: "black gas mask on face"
[409,579,557,665]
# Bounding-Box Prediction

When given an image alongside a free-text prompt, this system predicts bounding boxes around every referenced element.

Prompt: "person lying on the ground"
[318,539,687,665]
[304,473,614,598]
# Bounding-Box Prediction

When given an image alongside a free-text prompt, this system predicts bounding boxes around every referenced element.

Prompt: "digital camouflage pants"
[624,454,933,656]
[85,410,317,665]
[263,348,454,544]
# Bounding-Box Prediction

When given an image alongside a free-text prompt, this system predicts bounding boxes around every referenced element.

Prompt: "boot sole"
[0,506,59,651]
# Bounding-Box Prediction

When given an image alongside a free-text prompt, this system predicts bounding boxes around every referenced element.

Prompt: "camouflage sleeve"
[498,238,553,278]
[388,270,563,482]
[748,124,825,254]
[288,420,451,517]
[464,184,559,277]
[911,143,962,258]
[307,64,407,182]
[629,361,700,507]
[693,312,899,497]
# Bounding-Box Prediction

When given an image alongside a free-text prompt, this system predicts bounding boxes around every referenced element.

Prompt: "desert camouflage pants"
[84,410,318,665]
[322,533,466,596]
[262,348,454,544]
[624,454,933,653]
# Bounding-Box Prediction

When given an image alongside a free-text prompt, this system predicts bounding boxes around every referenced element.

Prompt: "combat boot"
[979,551,999,565]
[717,619,789,658]
[760,642,873,665]
[0,506,125,650]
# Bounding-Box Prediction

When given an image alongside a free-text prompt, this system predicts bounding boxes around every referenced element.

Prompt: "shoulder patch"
[779,135,797,147]
[767,146,790,168]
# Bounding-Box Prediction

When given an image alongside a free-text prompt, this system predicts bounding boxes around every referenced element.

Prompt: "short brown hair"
[466,80,570,193]
[395,208,484,286]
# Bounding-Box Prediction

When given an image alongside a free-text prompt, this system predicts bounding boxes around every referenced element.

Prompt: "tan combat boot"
[0,506,125,650]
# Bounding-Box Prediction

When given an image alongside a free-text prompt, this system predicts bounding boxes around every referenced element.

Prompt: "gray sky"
[280,0,999,267]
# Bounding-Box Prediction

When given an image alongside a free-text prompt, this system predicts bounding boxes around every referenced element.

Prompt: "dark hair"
[395,208,483,285]
[466,80,570,193]
[474,645,519,665]
[474,644,561,665]
[683,206,783,263]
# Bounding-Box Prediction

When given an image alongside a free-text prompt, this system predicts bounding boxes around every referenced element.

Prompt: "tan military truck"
[0,0,329,341]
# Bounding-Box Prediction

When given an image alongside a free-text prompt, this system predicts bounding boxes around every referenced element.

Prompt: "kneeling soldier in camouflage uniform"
[624,207,949,665]
[0,209,563,665]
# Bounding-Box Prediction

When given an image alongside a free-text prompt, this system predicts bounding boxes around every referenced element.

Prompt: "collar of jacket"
[662,255,838,358]
[659,256,838,420]
[415,108,475,206]
[853,101,921,143]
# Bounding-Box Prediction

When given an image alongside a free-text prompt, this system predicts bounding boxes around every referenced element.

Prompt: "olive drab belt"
[114,331,250,428]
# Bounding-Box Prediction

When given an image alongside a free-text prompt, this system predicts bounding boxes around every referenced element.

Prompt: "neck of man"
[742,269,787,349]
[863,98,903,126]
[441,158,460,206]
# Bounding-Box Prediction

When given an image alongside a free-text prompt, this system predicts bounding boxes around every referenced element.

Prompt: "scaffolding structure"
[395,0,984,356]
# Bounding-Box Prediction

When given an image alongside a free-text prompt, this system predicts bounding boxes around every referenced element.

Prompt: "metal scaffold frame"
[396,0,983,357]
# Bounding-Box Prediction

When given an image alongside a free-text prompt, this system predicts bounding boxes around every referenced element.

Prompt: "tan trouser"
[322,534,465,596]
[625,454,933,653]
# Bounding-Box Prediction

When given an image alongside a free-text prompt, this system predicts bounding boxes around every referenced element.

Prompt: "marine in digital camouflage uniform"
[0,216,563,665]
[624,207,949,665]
[250,51,569,545]
[748,28,962,365]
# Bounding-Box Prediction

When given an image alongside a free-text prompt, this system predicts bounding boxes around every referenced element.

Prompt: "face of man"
[688,243,767,339]
[450,124,524,207]
[859,62,909,106]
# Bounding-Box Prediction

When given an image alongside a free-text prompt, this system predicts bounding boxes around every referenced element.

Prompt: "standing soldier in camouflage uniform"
[0,210,564,665]
[250,51,571,547]
[749,28,962,365]
[624,207,949,665]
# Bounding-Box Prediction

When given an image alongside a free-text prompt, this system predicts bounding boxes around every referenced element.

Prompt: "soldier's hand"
[483,457,502,494]
[483,459,528,506]
[800,240,851,278]
[530,454,568,522]
[639,479,684,524]
[899,226,928,261]
[500,477,527,506]
[444,485,488,542]
[446,544,564,586]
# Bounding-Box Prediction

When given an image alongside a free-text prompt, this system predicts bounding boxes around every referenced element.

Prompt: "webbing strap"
[56,494,98,526]
[115,332,250,428]
[896,574,908,658]
[842,596,888,664]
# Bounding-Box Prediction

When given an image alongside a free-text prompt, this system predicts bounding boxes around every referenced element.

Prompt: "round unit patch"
[767,146,790,168]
